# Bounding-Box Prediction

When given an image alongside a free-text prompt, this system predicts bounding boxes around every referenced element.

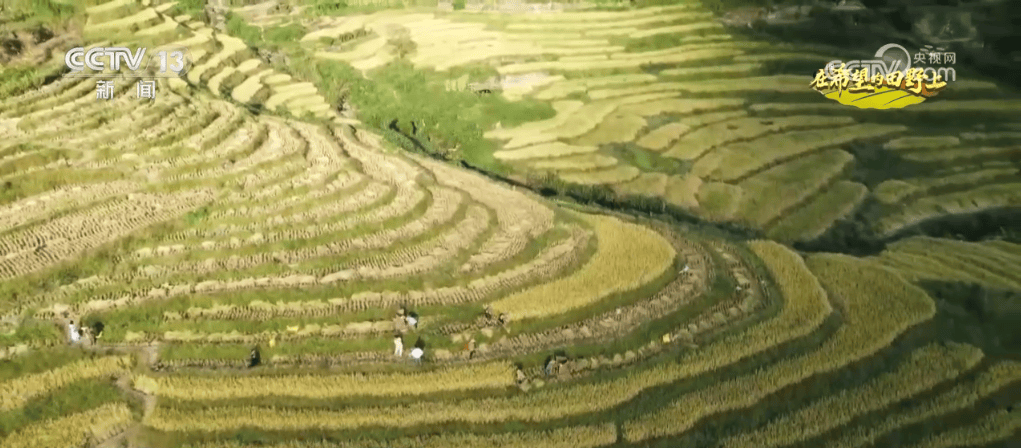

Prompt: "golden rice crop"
[555,54,608,64]
[495,4,695,22]
[182,424,617,448]
[85,7,160,34]
[874,238,1021,290]
[0,356,131,411]
[902,405,1021,448]
[664,115,856,161]
[636,122,692,151]
[902,168,1018,194]
[828,360,1021,448]
[616,172,669,197]
[494,142,600,161]
[573,113,647,145]
[908,99,1021,112]
[664,174,702,209]
[696,182,744,221]
[873,251,987,287]
[617,98,746,118]
[586,82,688,100]
[669,75,811,93]
[899,242,1021,282]
[699,124,906,182]
[529,154,619,171]
[147,362,515,400]
[900,146,1020,163]
[491,212,675,320]
[765,180,867,243]
[659,110,748,136]
[721,342,984,448]
[873,179,919,205]
[315,36,389,62]
[875,167,1016,202]
[875,183,1021,237]
[559,165,641,185]
[149,242,833,432]
[507,10,708,30]
[496,48,745,74]
[734,149,855,227]
[882,136,961,151]
[576,74,659,88]
[804,253,937,319]
[545,93,676,141]
[890,237,1021,271]
[623,252,937,441]
[629,21,723,38]
[658,62,762,77]
[0,403,133,448]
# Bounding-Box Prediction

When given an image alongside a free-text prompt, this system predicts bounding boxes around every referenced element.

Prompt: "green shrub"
[174,0,206,15]
[225,12,262,45]
[312,0,348,15]
[0,0,78,24]
[265,24,307,44]
[0,64,65,100]
[313,60,553,174]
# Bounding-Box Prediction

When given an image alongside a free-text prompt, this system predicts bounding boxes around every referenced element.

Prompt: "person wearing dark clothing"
[248,347,261,367]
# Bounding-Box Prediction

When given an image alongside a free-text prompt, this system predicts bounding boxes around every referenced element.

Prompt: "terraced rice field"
[0,1,1019,448]
[289,0,1021,244]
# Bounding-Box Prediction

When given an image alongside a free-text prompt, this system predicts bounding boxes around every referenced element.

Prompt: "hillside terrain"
[0,1,1018,448]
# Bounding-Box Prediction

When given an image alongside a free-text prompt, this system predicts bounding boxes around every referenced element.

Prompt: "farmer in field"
[79,326,91,347]
[483,305,494,322]
[248,347,261,367]
[466,337,477,359]
[410,346,424,364]
[393,334,404,357]
[405,312,418,329]
[67,320,80,344]
[544,356,555,377]
[91,321,104,344]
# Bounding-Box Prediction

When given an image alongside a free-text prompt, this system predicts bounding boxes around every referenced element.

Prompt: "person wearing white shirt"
[68,321,80,344]
[405,315,418,329]
[393,335,404,357]
[410,347,424,364]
